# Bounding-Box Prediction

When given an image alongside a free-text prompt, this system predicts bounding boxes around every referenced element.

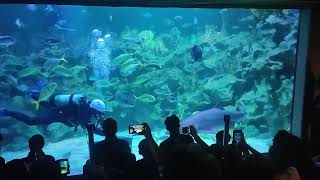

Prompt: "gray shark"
[180,107,245,133]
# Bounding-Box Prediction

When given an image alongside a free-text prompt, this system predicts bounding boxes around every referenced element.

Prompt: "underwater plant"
[214,51,243,75]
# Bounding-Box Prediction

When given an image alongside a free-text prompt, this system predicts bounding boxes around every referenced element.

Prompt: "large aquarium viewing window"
[0,4,302,175]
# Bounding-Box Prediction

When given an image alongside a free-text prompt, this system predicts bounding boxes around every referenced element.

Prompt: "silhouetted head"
[216,130,231,145]
[269,130,291,154]
[102,118,117,138]
[165,115,180,136]
[138,139,152,159]
[269,130,311,176]
[29,134,45,152]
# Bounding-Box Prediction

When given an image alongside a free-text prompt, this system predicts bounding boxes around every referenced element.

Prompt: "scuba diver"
[0,93,107,135]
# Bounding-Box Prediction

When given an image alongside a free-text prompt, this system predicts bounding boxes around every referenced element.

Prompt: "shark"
[180,104,245,133]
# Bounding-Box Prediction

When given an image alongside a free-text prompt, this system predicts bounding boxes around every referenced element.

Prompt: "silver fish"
[54,24,77,32]
[0,36,16,47]
[15,18,25,29]
[154,84,172,96]
[41,55,68,71]
[166,95,177,103]
[120,112,127,118]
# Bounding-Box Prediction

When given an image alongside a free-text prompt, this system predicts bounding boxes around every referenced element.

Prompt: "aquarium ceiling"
[1,0,320,8]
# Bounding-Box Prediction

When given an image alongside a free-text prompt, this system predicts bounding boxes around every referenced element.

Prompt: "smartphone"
[181,127,190,134]
[57,159,69,175]
[233,130,243,144]
[129,124,145,134]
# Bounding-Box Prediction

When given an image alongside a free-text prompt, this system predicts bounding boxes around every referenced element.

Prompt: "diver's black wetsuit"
[3,94,104,135]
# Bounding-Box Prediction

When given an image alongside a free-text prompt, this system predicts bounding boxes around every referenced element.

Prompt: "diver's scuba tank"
[54,94,86,107]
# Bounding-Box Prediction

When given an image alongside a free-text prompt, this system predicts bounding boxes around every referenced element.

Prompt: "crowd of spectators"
[0,115,319,180]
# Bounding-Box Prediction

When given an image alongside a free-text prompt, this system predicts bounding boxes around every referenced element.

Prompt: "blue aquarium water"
[0,4,299,175]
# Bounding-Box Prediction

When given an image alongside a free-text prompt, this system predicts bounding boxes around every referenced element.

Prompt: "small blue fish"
[166,95,177,103]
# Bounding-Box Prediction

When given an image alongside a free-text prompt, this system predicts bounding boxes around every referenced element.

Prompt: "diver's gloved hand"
[0,108,8,116]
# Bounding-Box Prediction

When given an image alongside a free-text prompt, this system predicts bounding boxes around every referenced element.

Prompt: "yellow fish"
[93,80,112,88]
[132,74,150,86]
[113,53,132,65]
[18,67,40,78]
[51,65,73,77]
[32,82,57,110]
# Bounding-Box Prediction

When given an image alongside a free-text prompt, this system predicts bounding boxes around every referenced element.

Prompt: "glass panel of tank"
[0,4,300,175]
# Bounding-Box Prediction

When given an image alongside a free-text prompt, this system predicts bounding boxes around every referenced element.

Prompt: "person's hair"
[269,130,314,179]
[29,134,45,152]
[102,118,117,137]
[164,115,180,132]
[216,130,231,143]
